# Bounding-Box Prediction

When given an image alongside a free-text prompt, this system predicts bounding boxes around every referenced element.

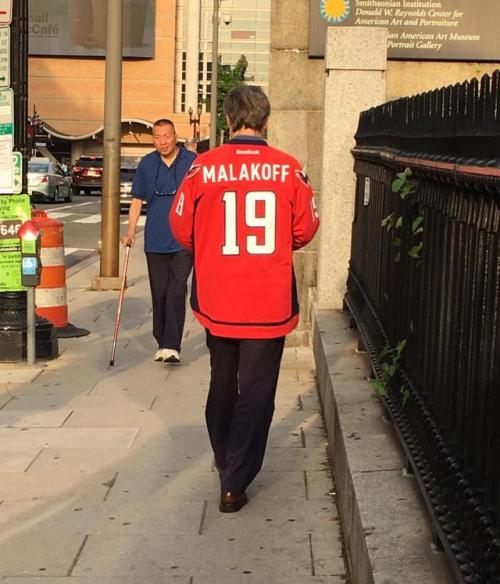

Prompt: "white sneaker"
[163,349,180,363]
[154,348,167,362]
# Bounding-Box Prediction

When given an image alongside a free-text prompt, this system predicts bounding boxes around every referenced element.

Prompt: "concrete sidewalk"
[0,244,348,583]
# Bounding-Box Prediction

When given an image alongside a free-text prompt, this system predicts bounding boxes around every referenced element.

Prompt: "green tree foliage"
[209,54,248,143]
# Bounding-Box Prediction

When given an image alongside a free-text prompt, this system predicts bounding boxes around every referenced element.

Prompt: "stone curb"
[313,308,453,584]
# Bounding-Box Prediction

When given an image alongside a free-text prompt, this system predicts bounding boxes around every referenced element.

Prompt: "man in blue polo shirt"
[122,119,196,363]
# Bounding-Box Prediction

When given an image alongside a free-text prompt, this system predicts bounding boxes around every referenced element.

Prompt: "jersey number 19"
[222,191,276,256]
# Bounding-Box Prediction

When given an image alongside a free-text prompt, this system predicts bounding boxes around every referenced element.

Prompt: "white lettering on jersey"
[240,164,250,181]
[175,192,185,216]
[250,164,261,181]
[203,166,216,182]
[222,190,277,256]
[202,163,291,184]
[217,165,228,182]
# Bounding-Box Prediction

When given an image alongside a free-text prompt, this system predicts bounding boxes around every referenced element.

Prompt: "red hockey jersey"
[170,137,320,339]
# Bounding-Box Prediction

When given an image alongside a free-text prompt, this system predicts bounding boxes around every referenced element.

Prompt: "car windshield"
[120,168,136,181]
[77,158,103,168]
[28,162,49,173]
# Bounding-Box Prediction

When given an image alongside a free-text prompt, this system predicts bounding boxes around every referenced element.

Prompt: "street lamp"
[188,104,202,141]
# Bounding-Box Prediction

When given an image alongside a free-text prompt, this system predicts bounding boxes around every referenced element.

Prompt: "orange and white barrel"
[31,211,69,329]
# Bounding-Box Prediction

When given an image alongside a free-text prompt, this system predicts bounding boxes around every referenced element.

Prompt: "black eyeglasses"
[154,187,177,197]
[154,157,178,197]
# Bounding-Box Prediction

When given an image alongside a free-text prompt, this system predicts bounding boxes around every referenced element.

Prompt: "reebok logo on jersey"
[203,163,291,184]
[235,149,260,155]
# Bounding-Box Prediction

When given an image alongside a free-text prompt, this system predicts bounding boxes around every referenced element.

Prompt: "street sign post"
[11,151,21,193]
[0,26,9,88]
[0,88,14,192]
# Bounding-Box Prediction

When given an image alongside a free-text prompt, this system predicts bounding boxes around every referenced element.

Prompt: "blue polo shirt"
[132,147,196,253]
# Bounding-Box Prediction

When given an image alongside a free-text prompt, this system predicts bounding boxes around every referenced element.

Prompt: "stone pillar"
[316,27,387,309]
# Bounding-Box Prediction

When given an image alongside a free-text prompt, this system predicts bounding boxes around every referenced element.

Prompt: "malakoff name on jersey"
[201,161,292,184]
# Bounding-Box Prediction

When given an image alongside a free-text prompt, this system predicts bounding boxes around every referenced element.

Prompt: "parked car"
[27,157,73,202]
[119,166,145,213]
[71,155,103,195]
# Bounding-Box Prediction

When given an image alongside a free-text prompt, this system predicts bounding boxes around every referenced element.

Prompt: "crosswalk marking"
[47,211,146,227]
[48,212,72,219]
[73,214,102,224]
[48,202,94,212]
[65,247,95,255]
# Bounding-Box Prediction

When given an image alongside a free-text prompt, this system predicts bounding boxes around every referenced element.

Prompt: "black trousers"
[205,330,285,493]
[146,251,192,352]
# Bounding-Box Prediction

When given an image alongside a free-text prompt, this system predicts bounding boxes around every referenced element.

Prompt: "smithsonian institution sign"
[309,0,499,61]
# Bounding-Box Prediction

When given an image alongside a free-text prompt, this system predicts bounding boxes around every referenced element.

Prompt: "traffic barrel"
[31,209,89,338]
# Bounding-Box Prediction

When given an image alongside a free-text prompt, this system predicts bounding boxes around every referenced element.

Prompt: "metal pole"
[185,0,201,114]
[209,0,219,149]
[100,0,123,278]
[26,287,35,365]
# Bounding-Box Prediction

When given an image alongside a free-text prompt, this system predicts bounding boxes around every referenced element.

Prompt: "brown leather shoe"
[219,490,248,513]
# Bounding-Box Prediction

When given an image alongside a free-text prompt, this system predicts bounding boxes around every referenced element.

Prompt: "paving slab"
[0,428,139,449]
[1,395,79,410]
[0,470,114,502]
[63,409,162,429]
[272,409,324,429]
[151,400,209,426]
[26,447,135,474]
[0,409,72,428]
[0,366,45,384]
[71,532,342,579]
[0,578,190,584]
[29,445,215,474]
[0,446,41,472]
[0,529,86,576]
[202,498,342,539]
[0,498,204,537]
[0,393,13,408]
[191,578,343,584]
[106,469,334,504]
[249,469,334,501]
[107,469,219,503]
[87,375,166,398]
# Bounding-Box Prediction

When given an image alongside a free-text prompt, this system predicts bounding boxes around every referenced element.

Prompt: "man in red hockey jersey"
[170,85,319,513]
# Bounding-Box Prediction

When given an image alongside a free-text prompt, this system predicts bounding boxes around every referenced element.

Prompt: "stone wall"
[268,0,500,332]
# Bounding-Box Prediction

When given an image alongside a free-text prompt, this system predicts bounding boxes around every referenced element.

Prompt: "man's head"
[152,119,177,158]
[223,85,270,135]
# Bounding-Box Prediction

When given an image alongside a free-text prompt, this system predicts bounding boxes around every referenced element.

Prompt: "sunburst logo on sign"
[320,0,351,24]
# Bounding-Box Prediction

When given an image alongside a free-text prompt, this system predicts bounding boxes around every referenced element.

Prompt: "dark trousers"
[146,251,192,352]
[205,330,285,493]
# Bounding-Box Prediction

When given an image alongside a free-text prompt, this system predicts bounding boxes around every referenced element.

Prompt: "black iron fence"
[346,71,500,583]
